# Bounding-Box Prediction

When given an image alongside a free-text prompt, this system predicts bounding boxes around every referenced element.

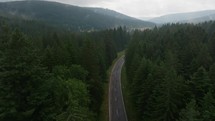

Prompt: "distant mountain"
[183,13,215,23]
[88,8,137,20]
[150,10,215,24]
[0,1,155,31]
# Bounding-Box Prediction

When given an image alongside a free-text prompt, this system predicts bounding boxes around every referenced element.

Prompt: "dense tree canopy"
[125,22,215,121]
[0,20,129,121]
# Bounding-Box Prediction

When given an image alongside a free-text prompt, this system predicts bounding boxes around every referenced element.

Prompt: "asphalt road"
[109,56,128,121]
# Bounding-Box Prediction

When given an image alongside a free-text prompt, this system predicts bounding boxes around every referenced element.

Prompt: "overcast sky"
[1,0,215,18]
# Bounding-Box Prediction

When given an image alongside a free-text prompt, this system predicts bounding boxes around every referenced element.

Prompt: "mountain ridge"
[149,10,215,24]
[0,1,155,31]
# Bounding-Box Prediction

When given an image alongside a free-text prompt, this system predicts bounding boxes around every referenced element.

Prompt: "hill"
[0,1,155,31]
[183,13,215,23]
[149,10,215,24]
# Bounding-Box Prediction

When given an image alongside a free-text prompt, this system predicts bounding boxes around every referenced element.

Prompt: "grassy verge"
[99,80,109,121]
[121,66,138,121]
[99,51,125,121]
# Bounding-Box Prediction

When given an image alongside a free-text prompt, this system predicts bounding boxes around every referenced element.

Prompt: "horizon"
[1,0,215,19]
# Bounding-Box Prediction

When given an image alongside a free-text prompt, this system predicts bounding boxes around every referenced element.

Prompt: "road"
[109,56,128,121]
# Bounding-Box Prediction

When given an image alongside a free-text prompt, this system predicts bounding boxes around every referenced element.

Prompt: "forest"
[125,21,215,121]
[0,19,129,121]
[1,7,215,120]
[0,1,154,31]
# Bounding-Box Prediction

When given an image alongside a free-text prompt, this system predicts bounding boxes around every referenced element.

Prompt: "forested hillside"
[0,1,154,31]
[0,19,129,121]
[125,22,215,121]
[150,10,215,24]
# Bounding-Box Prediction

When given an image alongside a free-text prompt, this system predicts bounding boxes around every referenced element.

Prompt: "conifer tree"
[0,29,47,120]
[178,99,202,121]
[202,90,215,121]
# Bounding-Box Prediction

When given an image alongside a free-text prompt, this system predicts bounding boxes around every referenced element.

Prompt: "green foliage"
[209,63,215,89]
[53,65,88,81]
[125,23,215,121]
[54,78,93,121]
[0,1,155,31]
[190,67,211,103]
[202,90,215,121]
[178,99,202,121]
[0,29,48,121]
[0,17,129,121]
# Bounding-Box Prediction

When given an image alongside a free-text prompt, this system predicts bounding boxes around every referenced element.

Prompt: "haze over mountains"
[149,10,215,24]
[1,0,215,30]
[0,1,155,31]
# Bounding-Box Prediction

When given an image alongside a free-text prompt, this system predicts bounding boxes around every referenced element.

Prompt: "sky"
[1,0,215,18]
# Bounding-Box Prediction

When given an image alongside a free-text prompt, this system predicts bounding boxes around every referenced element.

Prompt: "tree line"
[0,20,129,121]
[125,22,215,121]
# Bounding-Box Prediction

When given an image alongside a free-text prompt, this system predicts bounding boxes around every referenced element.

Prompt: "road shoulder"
[99,51,125,121]
[121,66,139,121]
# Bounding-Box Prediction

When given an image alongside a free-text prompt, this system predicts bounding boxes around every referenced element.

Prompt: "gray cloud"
[0,0,43,1]
[49,0,215,17]
[1,0,215,18]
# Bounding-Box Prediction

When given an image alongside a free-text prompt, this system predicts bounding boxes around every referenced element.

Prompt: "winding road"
[109,56,128,121]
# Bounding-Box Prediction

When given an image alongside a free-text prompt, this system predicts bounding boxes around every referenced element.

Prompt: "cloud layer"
[49,0,215,17]
[1,0,215,18]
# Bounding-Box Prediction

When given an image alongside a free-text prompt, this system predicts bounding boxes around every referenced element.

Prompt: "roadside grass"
[99,51,125,121]
[121,66,139,121]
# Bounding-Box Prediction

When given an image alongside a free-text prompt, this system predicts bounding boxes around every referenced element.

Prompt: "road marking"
[116,109,119,116]
[119,59,128,121]
[109,56,128,121]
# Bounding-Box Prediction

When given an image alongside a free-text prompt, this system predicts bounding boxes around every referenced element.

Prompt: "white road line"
[119,58,128,121]
[116,109,119,116]
[109,56,128,121]
[115,97,117,101]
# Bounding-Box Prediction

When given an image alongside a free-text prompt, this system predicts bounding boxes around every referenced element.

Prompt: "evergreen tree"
[178,99,202,121]
[55,79,93,121]
[153,68,184,121]
[81,38,103,114]
[202,90,215,121]
[190,67,211,103]
[0,29,48,121]
[209,63,215,90]
[125,23,215,121]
